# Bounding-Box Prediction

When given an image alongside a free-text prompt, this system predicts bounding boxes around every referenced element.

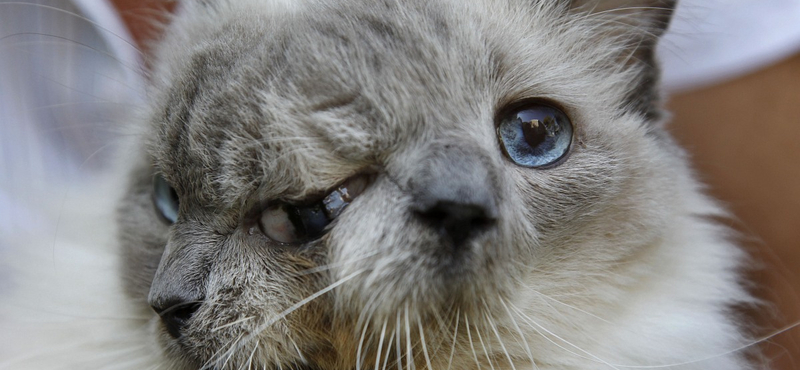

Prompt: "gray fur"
[113,0,755,369]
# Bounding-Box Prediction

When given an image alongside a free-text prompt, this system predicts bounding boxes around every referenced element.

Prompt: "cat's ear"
[568,0,677,121]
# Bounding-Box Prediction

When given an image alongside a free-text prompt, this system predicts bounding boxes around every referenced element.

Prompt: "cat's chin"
[150,262,508,370]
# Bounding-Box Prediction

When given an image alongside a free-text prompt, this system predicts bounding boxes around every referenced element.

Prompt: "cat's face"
[117,0,680,369]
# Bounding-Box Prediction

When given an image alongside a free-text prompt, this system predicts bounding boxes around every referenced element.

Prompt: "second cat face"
[117,0,684,369]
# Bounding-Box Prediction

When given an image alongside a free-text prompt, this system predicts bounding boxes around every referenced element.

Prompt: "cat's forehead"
[148,1,500,201]
[146,0,633,206]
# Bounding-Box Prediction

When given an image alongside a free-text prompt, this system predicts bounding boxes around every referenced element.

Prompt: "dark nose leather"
[409,148,498,250]
[148,229,210,340]
[150,295,203,339]
[415,200,495,248]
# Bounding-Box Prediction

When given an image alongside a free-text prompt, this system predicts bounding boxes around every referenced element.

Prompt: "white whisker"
[499,298,537,370]
[211,316,255,333]
[382,326,396,370]
[254,269,364,336]
[396,312,404,370]
[284,331,307,365]
[417,316,434,370]
[611,322,800,369]
[356,315,371,370]
[473,313,496,370]
[482,298,516,370]
[213,332,245,370]
[446,308,460,370]
[292,251,380,276]
[509,303,620,370]
[245,339,259,370]
[532,290,611,325]
[215,269,364,369]
[404,303,416,370]
[374,318,389,370]
[464,313,482,370]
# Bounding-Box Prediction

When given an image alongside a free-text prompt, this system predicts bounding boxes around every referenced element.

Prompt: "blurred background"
[0,0,798,368]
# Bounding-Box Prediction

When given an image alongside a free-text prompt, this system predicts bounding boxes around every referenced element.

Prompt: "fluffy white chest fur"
[0,0,758,369]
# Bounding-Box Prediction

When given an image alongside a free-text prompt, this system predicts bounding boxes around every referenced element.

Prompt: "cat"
[0,0,761,369]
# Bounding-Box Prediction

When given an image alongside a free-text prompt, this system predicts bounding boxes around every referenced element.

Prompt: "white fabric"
[0,0,140,240]
[660,0,800,91]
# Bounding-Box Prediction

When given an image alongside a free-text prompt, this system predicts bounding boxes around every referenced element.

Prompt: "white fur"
[0,180,159,370]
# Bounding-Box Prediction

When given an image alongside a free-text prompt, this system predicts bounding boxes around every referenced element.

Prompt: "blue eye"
[153,174,179,224]
[496,103,573,168]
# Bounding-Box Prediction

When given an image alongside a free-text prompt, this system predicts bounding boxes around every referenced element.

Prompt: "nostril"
[415,201,496,249]
[151,299,203,339]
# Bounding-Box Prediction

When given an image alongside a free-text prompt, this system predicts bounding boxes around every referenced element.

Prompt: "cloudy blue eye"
[153,174,179,224]
[496,103,573,168]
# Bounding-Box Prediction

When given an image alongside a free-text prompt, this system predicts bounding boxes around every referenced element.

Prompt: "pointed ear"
[568,0,677,121]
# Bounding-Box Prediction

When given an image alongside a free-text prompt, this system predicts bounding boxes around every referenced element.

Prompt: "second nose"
[150,296,203,339]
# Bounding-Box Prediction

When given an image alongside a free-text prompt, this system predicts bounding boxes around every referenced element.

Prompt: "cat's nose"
[148,236,208,340]
[409,147,498,249]
[150,295,203,339]
[414,199,496,248]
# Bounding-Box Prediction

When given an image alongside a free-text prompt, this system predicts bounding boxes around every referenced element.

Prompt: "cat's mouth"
[209,366,324,370]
